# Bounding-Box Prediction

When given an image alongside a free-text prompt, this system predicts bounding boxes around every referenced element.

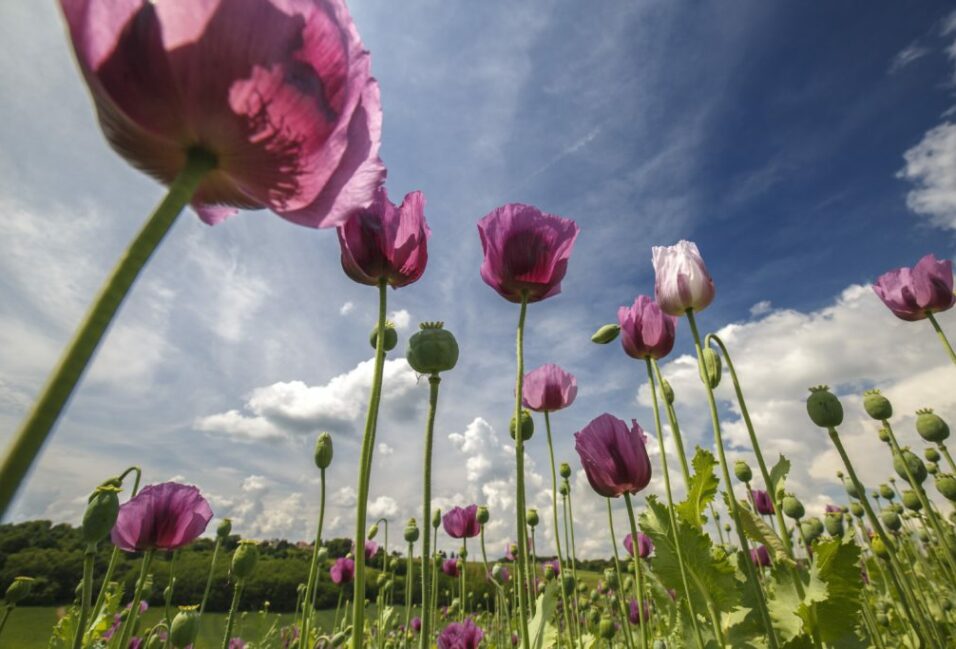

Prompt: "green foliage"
[731,497,794,568]
[675,447,719,528]
[768,455,790,501]
[528,580,559,649]
[803,538,865,647]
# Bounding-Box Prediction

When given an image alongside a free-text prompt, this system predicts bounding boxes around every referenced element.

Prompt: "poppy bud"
[317,547,328,562]
[544,564,556,580]
[782,495,804,520]
[801,517,824,543]
[598,616,616,640]
[925,447,941,463]
[217,518,233,540]
[862,389,892,421]
[603,568,618,589]
[843,477,860,500]
[879,484,894,500]
[850,502,864,518]
[936,474,956,502]
[871,537,889,560]
[510,409,534,441]
[892,502,904,514]
[928,461,939,475]
[901,490,922,512]
[82,485,121,546]
[733,461,752,483]
[824,513,844,537]
[559,481,570,496]
[660,378,675,405]
[562,574,575,596]
[314,432,334,470]
[880,509,901,532]
[587,609,601,629]
[653,641,667,649]
[432,508,442,529]
[170,605,201,648]
[4,577,34,605]
[877,428,890,443]
[559,463,572,479]
[370,321,398,352]
[699,348,721,389]
[406,322,459,375]
[476,506,490,525]
[368,524,379,540]
[893,449,927,484]
[591,324,621,344]
[404,519,420,543]
[232,540,259,581]
[916,408,949,443]
[806,386,843,428]
[376,573,387,587]
[526,509,539,527]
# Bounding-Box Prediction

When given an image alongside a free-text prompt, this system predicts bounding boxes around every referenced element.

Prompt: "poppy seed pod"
[370,322,398,352]
[367,524,379,540]
[314,432,334,470]
[170,606,201,649]
[217,518,233,540]
[936,474,956,502]
[892,502,904,514]
[560,463,572,479]
[510,409,534,442]
[782,495,805,520]
[559,481,570,496]
[526,509,539,527]
[893,449,928,485]
[824,512,844,537]
[232,540,259,581]
[733,461,752,484]
[591,324,621,344]
[598,616,616,640]
[916,409,950,443]
[603,568,618,589]
[562,574,575,596]
[476,506,490,525]
[901,490,922,512]
[925,447,941,463]
[699,348,721,389]
[82,485,121,545]
[850,502,864,518]
[404,519,419,544]
[406,322,459,375]
[928,461,939,475]
[843,477,861,500]
[801,517,824,543]
[879,484,895,500]
[660,378,675,405]
[4,576,34,605]
[862,389,893,421]
[871,537,889,560]
[877,428,891,443]
[881,509,902,532]
[806,386,843,428]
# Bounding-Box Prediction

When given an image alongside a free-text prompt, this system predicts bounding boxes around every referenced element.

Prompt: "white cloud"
[340,301,354,316]
[368,496,399,519]
[388,309,411,330]
[378,442,395,456]
[899,122,956,231]
[888,43,929,74]
[749,300,772,317]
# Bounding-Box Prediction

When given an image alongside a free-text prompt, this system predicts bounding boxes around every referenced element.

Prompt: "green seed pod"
[232,540,259,581]
[871,537,889,560]
[314,432,334,470]
[376,573,387,587]
[876,612,888,626]
[892,502,904,514]
[510,408,534,441]
[367,524,379,540]
[925,447,941,463]
[562,574,575,596]
[862,389,892,421]
[843,477,861,500]
[724,523,731,533]
[458,546,467,560]
[432,508,441,529]
[603,568,618,589]
[801,517,824,543]
[317,547,328,562]
[699,348,721,389]
[370,321,398,352]
[4,577,34,605]
[935,474,956,502]
[782,495,804,520]
[660,378,675,405]
[880,509,902,532]
[893,449,927,485]
[169,605,201,648]
[877,428,890,443]
[404,519,419,543]
[733,461,752,484]
[577,582,589,594]
[591,323,621,344]
[587,609,601,629]
[559,481,569,496]
[927,461,939,475]
[526,509,539,527]
[824,512,844,537]
[806,386,843,428]
[879,484,894,500]
[917,528,931,543]
[915,408,949,443]
[406,322,459,374]
[598,616,616,640]
[544,564,556,580]
[476,506,490,525]
[559,463,572,479]
[217,518,233,540]
[849,502,864,518]
[82,485,121,545]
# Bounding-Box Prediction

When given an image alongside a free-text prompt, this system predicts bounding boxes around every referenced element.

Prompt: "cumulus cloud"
[340,302,354,316]
[389,309,411,330]
[899,123,956,231]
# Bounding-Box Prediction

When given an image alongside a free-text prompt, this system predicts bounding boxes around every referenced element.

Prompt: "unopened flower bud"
[559,481,570,496]
[510,409,534,441]
[526,509,539,527]
[404,519,420,543]
[879,484,894,500]
[603,568,618,589]
[782,495,804,520]
[806,386,843,428]
[733,461,752,483]
[232,540,259,581]
[217,518,233,540]
[880,509,901,532]
[82,485,121,546]
[170,605,201,648]
[562,574,575,596]
[432,508,442,529]
[370,321,398,352]
[925,447,941,463]
[4,577,34,605]
[591,324,621,344]
[376,573,387,587]
[406,322,459,374]
[871,537,889,559]
[916,408,949,443]
[367,524,379,540]
[901,490,922,512]
[476,506,490,525]
[598,616,616,640]
[824,512,844,537]
[699,348,721,388]
[935,474,956,502]
[843,477,860,500]
[623,577,634,592]
[801,517,824,543]
[314,432,334,470]
[862,389,892,421]
[927,461,939,475]
[559,463,572,479]
[660,378,675,405]
[877,428,890,443]
[317,547,328,562]
[892,502,903,514]
[146,634,165,649]
[849,502,864,518]
[544,564,555,580]
[893,449,927,485]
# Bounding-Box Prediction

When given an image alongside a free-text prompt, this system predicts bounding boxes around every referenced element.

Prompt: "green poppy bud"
[824,512,844,537]
[432,508,441,529]
[892,502,904,514]
[510,409,534,441]
[879,484,894,500]
[559,463,572,479]
[544,564,556,580]
[915,408,949,443]
[871,537,889,559]
[376,573,387,587]
[591,323,621,344]
[928,461,939,475]
[925,447,941,463]
[801,517,824,543]
[944,600,954,612]
[370,321,398,352]
[170,605,201,648]
[367,524,379,540]
[458,546,467,560]
[526,509,539,527]
[935,474,956,502]
[232,540,259,581]
[587,608,601,628]
[843,477,860,500]
[217,518,233,540]
[893,449,927,485]
[881,509,902,532]
[603,568,618,589]
[404,519,420,543]
[862,389,892,421]
[782,495,804,520]
[598,616,616,640]
[849,502,864,518]
[476,506,489,525]
[406,322,459,374]
[733,460,752,483]
[559,481,569,496]
[653,641,667,649]
[917,528,931,543]
[806,386,843,428]
[562,574,575,596]
[660,378,675,405]
[724,524,731,533]
[4,577,34,605]
[699,348,721,388]
[317,547,328,562]
[82,485,121,546]
[876,428,889,443]
[314,432,334,470]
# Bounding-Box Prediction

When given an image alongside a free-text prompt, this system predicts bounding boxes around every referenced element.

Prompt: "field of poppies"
[2,1,956,649]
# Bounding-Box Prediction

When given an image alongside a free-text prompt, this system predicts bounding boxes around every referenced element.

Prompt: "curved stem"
[926,312,956,367]
[72,547,95,649]
[543,411,575,646]
[651,360,692,492]
[0,151,214,518]
[622,494,648,649]
[221,581,243,649]
[352,280,389,649]
[513,295,532,649]
[117,549,154,649]
[301,467,327,645]
[420,374,441,649]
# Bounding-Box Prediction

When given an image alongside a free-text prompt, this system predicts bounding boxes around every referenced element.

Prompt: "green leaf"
[766,567,808,644]
[768,455,791,501]
[803,538,865,647]
[529,580,560,649]
[676,447,719,528]
[732,497,794,568]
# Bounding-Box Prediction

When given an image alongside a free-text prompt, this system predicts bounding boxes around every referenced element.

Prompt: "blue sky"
[1,1,955,558]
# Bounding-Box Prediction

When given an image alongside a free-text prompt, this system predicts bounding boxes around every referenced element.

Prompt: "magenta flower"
[441,558,461,578]
[229,639,247,649]
[623,532,654,559]
[110,482,212,552]
[574,414,652,498]
[442,505,481,539]
[411,617,422,633]
[437,618,484,649]
[505,543,517,562]
[628,599,651,626]
[59,0,384,227]
[337,187,430,287]
[824,504,843,514]
[522,364,578,412]
[750,545,771,567]
[477,203,580,303]
[330,557,355,584]
[617,296,677,360]
[873,254,955,321]
[490,566,511,583]
[362,541,379,560]
[752,490,775,516]
[651,241,716,316]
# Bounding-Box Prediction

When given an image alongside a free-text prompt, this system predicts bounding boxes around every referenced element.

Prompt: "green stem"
[513,295,532,649]
[117,549,154,649]
[480,526,511,646]
[461,539,467,621]
[352,280,389,649]
[710,506,726,547]
[606,499,636,649]
[622,494,648,649]
[651,360,692,492]
[685,310,778,649]
[543,411,575,647]
[420,374,441,649]
[405,542,414,648]
[561,493,582,643]
[926,312,956,367]
[0,607,11,643]
[221,581,243,649]
[72,547,95,649]
[200,538,222,616]
[938,443,956,475]
[301,467,327,646]
[163,551,177,648]
[0,151,214,518]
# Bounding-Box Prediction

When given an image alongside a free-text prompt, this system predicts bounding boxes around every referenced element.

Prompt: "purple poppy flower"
[443,505,481,539]
[750,545,771,567]
[617,296,678,360]
[522,364,578,412]
[652,241,716,316]
[490,565,510,583]
[59,0,385,227]
[438,618,484,649]
[753,490,775,516]
[441,558,461,578]
[411,617,422,633]
[628,599,651,626]
[542,559,560,577]
[229,639,246,649]
[574,414,652,498]
[477,203,580,303]
[352,540,378,560]
[623,532,654,559]
[337,187,430,287]
[110,482,212,552]
[824,504,843,514]
[873,254,955,321]
[330,557,355,584]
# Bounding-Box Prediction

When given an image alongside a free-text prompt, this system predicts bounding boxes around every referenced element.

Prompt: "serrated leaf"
[676,447,719,528]
[803,538,865,647]
[768,455,790,501]
[529,580,559,649]
[731,497,795,568]
[766,567,806,643]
